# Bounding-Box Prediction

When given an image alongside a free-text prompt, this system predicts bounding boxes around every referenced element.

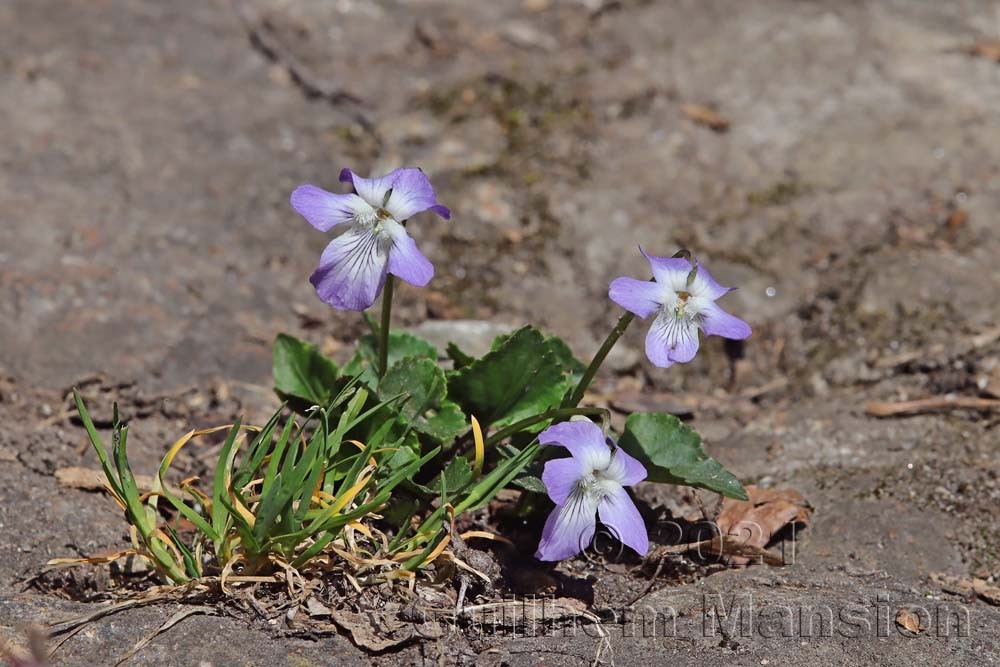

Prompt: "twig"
[625,555,667,607]
[865,396,1000,417]
[48,599,151,639]
[647,536,786,566]
[47,581,211,657]
[112,607,213,667]
[740,377,788,400]
[874,326,1000,369]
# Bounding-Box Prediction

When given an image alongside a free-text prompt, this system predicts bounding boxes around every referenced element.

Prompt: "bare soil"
[2,0,999,664]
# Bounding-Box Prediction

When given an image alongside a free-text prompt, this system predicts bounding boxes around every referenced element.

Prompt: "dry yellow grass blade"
[313,490,337,506]
[346,521,373,538]
[394,506,457,567]
[327,466,375,515]
[156,422,260,520]
[239,477,264,495]
[164,422,261,471]
[330,546,396,569]
[46,549,138,568]
[422,527,453,567]
[219,554,243,594]
[271,556,306,598]
[47,580,212,658]
[443,550,491,583]
[224,575,280,584]
[459,530,513,546]
[129,525,141,551]
[54,467,129,506]
[345,439,377,467]
[112,607,213,667]
[179,479,211,506]
[344,571,362,593]
[150,529,185,566]
[471,415,485,477]
[160,424,254,472]
[230,494,256,528]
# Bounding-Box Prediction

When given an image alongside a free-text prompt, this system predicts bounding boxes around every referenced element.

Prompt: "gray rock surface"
[2,0,999,665]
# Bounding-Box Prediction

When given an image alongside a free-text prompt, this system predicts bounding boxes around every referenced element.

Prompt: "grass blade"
[72,389,123,499]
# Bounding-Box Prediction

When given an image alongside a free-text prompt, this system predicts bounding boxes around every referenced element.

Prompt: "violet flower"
[536,420,648,561]
[291,168,450,311]
[609,249,751,368]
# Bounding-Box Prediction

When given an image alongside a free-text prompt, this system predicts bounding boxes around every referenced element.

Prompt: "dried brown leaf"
[971,39,1000,62]
[716,485,812,549]
[895,608,925,634]
[931,572,1000,606]
[329,610,421,652]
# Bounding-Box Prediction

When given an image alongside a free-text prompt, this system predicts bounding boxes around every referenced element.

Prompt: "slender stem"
[565,311,635,408]
[485,407,609,448]
[377,275,395,380]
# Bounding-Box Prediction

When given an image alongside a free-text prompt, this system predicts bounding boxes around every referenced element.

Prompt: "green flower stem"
[377,275,395,380]
[485,406,610,448]
[565,311,635,408]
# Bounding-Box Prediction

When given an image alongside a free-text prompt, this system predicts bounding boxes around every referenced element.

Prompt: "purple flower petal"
[291,185,371,232]
[701,301,751,340]
[383,168,451,221]
[608,276,663,319]
[340,167,450,221]
[538,421,610,468]
[428,204,451,219]
[385,221,434,286]
[640,247,693,291]
[339,168,395,210]
[645,312,700,367]
[541,457,585,505]
[605,446,647,487]
[598,485,648,557]
[535,491,599,561]
[310,228,388,311]
[691,261,734,300]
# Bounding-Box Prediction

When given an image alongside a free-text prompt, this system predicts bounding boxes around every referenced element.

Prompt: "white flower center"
[662,287,709,324]
[351,208,403,256]
[355,207,393,229]
[576,450,628,502]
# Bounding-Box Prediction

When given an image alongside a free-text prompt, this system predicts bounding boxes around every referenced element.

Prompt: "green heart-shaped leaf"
[272,333,339,408]
[618,412,747,500]
[379,357,468,445]
[447,326,570,429]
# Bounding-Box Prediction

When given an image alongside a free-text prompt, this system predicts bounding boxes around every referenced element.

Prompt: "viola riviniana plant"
[62,158,755,589]
[291,168,450,311]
